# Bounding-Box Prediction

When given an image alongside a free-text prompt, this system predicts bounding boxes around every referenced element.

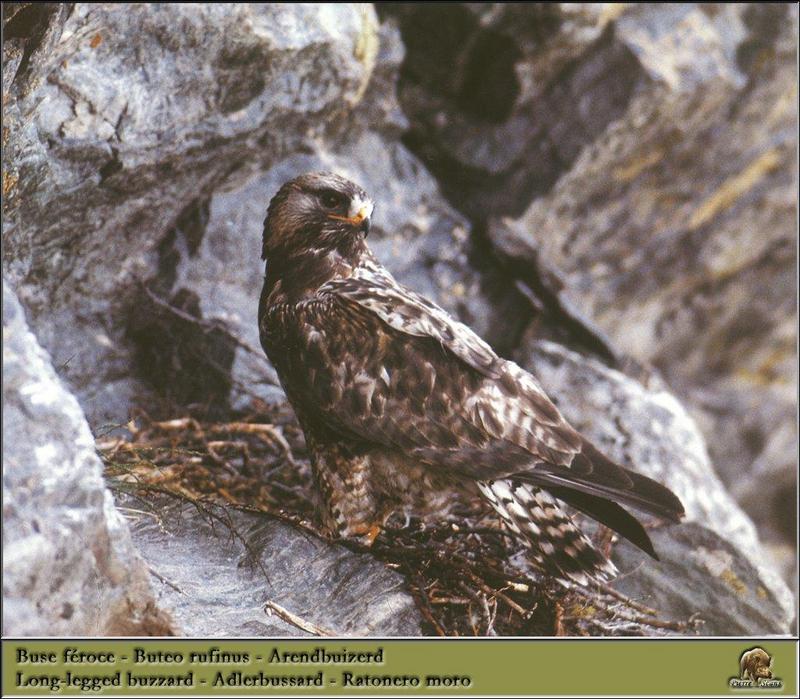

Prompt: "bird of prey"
[258,172,684,585]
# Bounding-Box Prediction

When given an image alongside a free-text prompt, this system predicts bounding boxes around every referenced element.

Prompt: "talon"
[348,522,382,547]
[364,523,382,546]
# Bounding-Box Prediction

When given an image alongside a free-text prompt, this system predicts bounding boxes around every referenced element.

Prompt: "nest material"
[99,406,699,636]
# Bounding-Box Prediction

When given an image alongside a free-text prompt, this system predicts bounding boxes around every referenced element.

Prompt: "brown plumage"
[258,172,685,585]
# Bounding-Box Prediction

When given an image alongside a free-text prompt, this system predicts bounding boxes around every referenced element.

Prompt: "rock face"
[3,4,528,424]
[127,500,422,637]
[381,3,796,587]
[379,3,648,222]
[612,522,789,636]
[3,3,381,425]
[487,4,798,580]
[2,280,172,636]
[525,341,793,629]
[2,3,795,635]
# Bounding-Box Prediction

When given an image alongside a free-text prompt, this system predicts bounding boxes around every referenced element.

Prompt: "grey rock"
[2,279,172,636]
[3,3,380,426]
[125,499,422,637]
[523,340,794,631]
[492,4,797,583]
[380,3,649,220]
[612,523,789,636]
[2,5,525,423]
[383,3,759,221]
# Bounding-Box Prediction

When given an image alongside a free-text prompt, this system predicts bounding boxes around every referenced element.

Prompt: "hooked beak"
[328,196,373,236]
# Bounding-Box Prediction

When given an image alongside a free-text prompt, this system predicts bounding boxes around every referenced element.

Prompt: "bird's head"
[262,172,373,260]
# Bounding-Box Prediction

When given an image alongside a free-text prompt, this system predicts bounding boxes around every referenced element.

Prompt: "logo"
[729,647,783,689]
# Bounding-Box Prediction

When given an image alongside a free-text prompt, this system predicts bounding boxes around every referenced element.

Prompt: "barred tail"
[477,479,617,586]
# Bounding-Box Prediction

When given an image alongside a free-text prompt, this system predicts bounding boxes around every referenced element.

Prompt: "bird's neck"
[263,237,366,305]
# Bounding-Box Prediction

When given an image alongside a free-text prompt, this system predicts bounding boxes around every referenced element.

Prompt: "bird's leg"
[310,445,384,547]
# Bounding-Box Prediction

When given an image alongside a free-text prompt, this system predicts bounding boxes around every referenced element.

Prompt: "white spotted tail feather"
[478,480,618,585]
[478,479,618,586]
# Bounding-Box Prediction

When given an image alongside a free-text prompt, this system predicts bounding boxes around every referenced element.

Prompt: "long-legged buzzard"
[258,172,684,585]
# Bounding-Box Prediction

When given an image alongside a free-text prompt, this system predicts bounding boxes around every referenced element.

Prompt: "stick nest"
[99,405,698,636]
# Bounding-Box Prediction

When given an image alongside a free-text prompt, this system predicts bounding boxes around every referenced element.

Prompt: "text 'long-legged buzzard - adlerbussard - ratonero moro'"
[258,172,685,586]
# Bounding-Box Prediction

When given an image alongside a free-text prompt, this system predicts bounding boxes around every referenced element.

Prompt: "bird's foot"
[349,523,382,547]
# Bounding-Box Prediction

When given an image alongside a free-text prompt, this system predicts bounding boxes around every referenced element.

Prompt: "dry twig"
[264,601,336,636]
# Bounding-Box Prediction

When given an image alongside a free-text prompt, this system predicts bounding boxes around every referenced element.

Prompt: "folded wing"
[295,271,684,567]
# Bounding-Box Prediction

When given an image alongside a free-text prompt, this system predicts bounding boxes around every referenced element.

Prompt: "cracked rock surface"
[3,3,381,426]
[612,522,789,636]
[2,279,173,635]
[488,3,798,586]
[126,500,422,637]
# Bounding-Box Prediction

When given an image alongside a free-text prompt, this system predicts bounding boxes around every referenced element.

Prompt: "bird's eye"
[320,191,343,209]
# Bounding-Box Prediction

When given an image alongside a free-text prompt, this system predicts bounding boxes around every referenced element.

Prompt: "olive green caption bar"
[2,639,796,696]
